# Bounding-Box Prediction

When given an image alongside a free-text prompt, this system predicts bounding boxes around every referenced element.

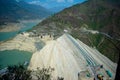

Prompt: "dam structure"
[29,34,117,80]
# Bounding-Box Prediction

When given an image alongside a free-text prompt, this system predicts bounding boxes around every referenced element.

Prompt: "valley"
[0,0,119,80]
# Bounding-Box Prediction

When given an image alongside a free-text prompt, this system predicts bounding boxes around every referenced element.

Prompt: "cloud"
[67,0,74,3]
[16,0,22,2]
[28,0,41,5]
[50,0,74,3]
[57,0,65,3]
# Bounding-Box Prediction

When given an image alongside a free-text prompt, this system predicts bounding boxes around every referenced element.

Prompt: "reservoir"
[0,31,18,41]
[0,20,40,69]
[0,20,39,41]
[0,50,32,69]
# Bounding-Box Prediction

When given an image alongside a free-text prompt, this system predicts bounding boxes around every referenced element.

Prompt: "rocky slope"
[0,33,45,52]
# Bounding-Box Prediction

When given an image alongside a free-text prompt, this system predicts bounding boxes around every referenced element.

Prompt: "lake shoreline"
[0,19,42,41]
[0,19,42,32]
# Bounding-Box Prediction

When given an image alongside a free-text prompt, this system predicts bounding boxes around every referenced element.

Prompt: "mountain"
[31,0,120,62]
[0,0,51,25]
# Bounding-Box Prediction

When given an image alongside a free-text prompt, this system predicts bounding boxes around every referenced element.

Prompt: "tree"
[0,65,63,80]
[32,67,54,80]
[0,64,32,80]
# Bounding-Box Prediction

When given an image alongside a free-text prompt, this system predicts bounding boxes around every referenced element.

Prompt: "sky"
[24,0,86,9]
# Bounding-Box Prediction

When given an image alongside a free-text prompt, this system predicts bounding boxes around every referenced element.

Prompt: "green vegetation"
[0,64,32,80]
[0,65,64,80]
[33,67,54,80]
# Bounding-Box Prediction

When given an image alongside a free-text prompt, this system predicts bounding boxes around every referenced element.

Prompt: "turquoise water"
[0,32,18,41]
[0,22,38,41]
[0,22,39,69]
[0,50,32,69]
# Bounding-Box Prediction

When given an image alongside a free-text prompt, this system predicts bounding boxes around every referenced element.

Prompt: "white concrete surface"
[29,34,117,80]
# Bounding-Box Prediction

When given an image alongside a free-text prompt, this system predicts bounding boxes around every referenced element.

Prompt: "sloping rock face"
[29,34,117,80]
[0,33,45,52]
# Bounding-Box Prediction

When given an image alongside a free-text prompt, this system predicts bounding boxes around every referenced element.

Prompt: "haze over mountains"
[0,0,51,25]
[24,0,86,13]
[0,0,86,25]
[32,0,120,62]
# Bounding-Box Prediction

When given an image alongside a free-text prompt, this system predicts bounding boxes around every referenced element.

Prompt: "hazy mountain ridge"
[32,0,120,62]
[0,0,51,25]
